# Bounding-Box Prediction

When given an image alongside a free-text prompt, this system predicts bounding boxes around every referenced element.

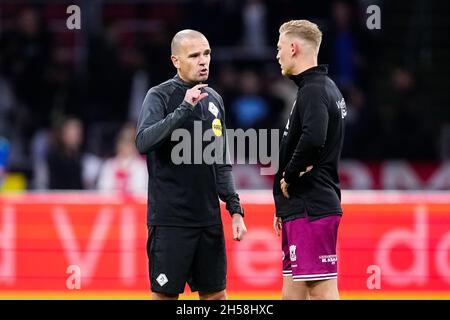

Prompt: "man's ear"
[171,55,179,69]
[291,41,300,57]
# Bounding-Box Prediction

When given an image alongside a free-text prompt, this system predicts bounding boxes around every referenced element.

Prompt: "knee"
[281,280,309,300]
[308,290,339,300]
[282,291,309,300]
[199,290,227,300]
[307,280,340,300]
[152,292,179,300]
[282,293,298,300]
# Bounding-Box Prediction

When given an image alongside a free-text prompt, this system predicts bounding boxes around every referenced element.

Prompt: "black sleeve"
[135,88,193,154]
[284,85,329,184]
[214,96,244,217]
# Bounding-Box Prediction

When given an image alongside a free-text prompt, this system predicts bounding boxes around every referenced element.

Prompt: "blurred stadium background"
[0,0,450,299]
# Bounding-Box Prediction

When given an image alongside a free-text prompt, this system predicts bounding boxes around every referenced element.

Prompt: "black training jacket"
[273,65,346,221]
[136,75,242,227]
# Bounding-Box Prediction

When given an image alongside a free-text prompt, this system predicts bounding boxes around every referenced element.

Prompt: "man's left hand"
[232,214,247,241]
[281,166,313,199]
[280,178,290,199]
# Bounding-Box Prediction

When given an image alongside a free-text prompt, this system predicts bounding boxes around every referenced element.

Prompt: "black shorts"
[147,224,227,295]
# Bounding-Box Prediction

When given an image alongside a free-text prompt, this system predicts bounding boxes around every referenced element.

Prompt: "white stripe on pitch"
[293,276,337,282]
[292,272,337,278]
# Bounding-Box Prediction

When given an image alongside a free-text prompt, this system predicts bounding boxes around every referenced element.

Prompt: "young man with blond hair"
[273,20,346,300]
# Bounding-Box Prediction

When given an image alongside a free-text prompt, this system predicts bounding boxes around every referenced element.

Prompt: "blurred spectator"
[30,129,50,190]
[215,64,239,126]
[325,1,361,90]
[141,25,173,85]
[46,117,83,189]
[188,0,241,46]
[377,66,432,159]
[263,64,296,129]
[0,76,14,136]
[97,122,147,193]
[230,70,282,130]
[242,0,267,52]
[124,48,149,123]
[0,7,54,178]
[42,46,82,124]
[46,117,101,190]
[340,86,376,159]
[0,73,32,173]
[0,7,53,133]
[87,21,128,124]
[0,137,10,186]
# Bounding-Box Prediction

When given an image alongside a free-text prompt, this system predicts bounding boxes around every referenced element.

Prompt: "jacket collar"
[289,64,328,87]
[173,74,198,89]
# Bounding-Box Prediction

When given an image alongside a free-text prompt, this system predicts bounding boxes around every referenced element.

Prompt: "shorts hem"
[292,272,338,281]
[292,276,337,281]
[151,287,185,295]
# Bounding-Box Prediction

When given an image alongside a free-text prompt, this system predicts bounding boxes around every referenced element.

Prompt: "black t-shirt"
[47,149,83,190]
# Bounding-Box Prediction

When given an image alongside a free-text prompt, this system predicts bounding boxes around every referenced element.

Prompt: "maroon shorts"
[282,215,340,281]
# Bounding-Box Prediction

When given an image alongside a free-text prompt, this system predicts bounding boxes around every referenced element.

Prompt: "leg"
[282,276,309,300]
[283,215,341,299]
[280,219,309,299]
[199,289,227,300]
[189,225,227,299]
[147,226,200,299]
[307,279,339,300]
[152,292,179,300]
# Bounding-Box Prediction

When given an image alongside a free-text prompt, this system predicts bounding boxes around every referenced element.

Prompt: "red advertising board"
[0,191,449,299]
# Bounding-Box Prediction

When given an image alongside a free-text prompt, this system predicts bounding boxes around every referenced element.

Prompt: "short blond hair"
[279,20,322,54]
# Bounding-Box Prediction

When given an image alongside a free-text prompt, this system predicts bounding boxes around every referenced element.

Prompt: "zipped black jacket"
[273,65,346,221]
[136,75,242,227]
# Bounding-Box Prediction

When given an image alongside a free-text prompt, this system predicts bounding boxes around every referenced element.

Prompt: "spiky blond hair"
[279,20,322,55]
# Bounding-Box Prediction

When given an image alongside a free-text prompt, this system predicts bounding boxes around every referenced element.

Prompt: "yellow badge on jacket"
[212,118,222,137]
